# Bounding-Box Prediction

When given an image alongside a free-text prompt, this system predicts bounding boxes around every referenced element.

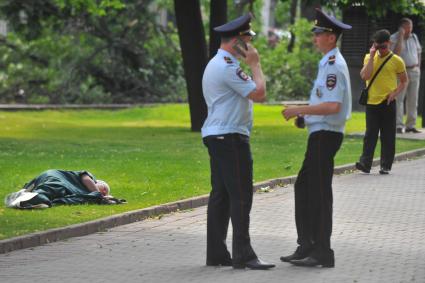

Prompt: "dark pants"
[359,100,396,170]
[203,133,257,264]
[294,130,343,260]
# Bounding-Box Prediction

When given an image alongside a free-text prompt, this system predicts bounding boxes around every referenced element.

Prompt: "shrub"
[255,18,321,101]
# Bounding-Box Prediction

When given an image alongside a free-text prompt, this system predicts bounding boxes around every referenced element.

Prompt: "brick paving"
[0,157,424,283]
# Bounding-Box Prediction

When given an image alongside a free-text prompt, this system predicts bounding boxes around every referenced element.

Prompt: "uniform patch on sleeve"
[236,68,250,81]
[326,74,337,90]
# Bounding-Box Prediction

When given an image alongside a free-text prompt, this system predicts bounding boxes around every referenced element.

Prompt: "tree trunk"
[209,0,227,59]
[287,0,297,52]
[174,0,208,132]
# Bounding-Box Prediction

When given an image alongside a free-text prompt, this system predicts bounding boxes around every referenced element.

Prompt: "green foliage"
[0,105,424,239]
[0,0,186,104]
[0,30,111,103]
[323,0,425,19]
[255,18,321,101]
[52,0,126,16]
[0,0,322,104]
[274,0,291,27]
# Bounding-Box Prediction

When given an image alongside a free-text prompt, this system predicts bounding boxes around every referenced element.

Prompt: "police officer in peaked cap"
[281,8,352,267]
[201,13,274,270]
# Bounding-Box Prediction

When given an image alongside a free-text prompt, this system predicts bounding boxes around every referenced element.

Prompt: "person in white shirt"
[390,18,422,133]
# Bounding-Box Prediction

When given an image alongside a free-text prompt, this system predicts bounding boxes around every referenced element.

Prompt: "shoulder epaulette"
[224,56,233,64]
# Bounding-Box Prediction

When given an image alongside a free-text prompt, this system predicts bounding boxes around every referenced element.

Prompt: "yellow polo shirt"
[363,52,406,105]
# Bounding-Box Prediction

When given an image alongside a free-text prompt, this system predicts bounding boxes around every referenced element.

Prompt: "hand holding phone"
[370,43,377,56]
[232,37,248,58]
[295,115,305,128]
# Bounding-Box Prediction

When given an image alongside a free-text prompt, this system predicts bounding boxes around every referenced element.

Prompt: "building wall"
[0,20,7,36]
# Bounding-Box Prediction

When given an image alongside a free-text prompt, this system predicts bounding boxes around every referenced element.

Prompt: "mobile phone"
[295,115,305,129]
[232,37,248,58]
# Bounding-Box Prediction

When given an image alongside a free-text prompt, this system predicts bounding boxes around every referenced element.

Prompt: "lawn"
[0,104,424,240]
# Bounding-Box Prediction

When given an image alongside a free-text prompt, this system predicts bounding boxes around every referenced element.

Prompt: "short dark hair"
[399,17,412,27]
[319,31,340,42]
[373,29,390,44]
[333,32,341,41]
[221,36,235,43]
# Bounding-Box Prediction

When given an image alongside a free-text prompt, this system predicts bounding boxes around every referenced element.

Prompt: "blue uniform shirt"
[305,47,352,134]
[201,49,256,137]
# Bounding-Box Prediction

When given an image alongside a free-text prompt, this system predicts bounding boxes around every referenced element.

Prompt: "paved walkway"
[350,130,425,140]
[1,157,424,283]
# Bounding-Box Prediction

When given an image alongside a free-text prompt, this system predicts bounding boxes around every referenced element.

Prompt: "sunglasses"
[375,43,388,49]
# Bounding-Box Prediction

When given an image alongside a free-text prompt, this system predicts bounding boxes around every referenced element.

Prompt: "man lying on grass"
[5,169,126,209]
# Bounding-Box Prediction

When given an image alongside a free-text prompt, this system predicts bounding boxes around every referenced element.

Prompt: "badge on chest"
[316,88,322,97]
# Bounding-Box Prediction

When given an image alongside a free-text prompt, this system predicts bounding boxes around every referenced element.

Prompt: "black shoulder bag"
[359,53,394,105]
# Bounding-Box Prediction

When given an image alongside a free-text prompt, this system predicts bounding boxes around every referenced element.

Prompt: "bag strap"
[412,33,419,46]
[366,53,394,90]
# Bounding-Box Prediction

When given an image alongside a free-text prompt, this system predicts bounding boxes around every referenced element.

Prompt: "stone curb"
[1,148,425,254]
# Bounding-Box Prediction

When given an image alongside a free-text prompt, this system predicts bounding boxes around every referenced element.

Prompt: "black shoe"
[355,162,370,173]
[290,256,334,268]
[379,168,390,175]
[206,258,232,266]
[405,127,421,133]
[233,258,275,270]
[396,128,404,134]
[280,246,311,262]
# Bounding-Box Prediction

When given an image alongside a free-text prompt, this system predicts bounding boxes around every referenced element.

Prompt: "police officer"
[202,13,274,270]
[281,8,352,267]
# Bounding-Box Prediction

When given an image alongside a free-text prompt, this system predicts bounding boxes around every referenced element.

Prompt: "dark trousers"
[294,130,343,259]
[359,100,396,170]
[203,133,257,264]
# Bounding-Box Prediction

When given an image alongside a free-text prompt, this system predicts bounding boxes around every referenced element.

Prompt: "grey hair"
[96,180,110,195]
[399,17,412,27]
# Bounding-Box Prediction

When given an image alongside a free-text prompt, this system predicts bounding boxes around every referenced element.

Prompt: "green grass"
[0,104,424,240]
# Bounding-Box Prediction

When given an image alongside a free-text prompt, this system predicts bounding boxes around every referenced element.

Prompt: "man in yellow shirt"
[355,29,408,175]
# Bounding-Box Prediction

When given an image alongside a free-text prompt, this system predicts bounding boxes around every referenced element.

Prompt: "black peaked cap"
[312,8,352,34]
[214,13,256,37]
